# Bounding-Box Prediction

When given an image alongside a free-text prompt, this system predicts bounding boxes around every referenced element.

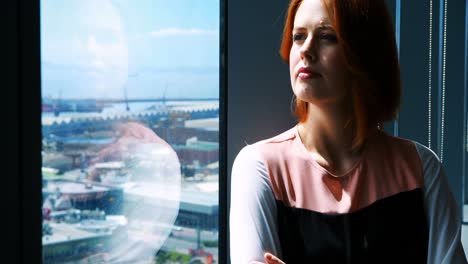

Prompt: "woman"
[229,0,467,263]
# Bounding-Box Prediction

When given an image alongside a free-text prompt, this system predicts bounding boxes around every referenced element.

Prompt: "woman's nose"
[300,37,317,61]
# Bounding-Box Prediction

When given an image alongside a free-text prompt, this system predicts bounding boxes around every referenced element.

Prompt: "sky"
[40,0,220,99]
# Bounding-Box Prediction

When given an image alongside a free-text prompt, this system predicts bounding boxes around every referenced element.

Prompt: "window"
[40,1,221,263]
[385,0,468,254]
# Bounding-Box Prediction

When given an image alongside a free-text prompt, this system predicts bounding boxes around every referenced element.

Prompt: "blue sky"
[41,0,220,99]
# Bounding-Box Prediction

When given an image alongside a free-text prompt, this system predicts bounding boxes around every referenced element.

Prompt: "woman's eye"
[319,33,337,42]
[293,33,306,42]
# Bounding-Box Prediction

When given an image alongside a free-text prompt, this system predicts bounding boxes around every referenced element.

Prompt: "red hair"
[280,0,401,149]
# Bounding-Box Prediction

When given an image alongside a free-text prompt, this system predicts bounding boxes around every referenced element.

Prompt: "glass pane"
[40,1,220,263]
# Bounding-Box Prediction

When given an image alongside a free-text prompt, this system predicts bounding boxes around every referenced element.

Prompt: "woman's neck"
[297,102,360,175]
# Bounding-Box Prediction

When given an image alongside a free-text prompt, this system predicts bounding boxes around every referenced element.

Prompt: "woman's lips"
[298,71,321,80]
[297,67,321,80]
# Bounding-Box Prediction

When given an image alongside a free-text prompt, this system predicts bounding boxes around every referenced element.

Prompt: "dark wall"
[227,0,295,261]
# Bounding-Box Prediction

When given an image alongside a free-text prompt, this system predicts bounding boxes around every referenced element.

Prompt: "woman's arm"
[414,142,467,264]
[230,145,282,263]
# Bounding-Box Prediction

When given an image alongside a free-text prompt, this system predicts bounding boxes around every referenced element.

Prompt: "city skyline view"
[40,1,220,263]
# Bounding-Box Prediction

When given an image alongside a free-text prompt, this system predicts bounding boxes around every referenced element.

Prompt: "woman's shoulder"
[410,140,441,164]
[240,126,298,160]
[253,126,297,146]
[377,132,442,179]
[234,126,298,168]
[378,132,441,163]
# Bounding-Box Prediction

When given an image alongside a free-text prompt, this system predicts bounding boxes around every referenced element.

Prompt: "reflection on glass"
[41,0,219,263]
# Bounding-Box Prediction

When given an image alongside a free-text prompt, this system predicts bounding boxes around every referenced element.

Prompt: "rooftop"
[184,118,219,131]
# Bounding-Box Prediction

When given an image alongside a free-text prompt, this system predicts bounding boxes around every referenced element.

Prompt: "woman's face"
[289,0,351,106]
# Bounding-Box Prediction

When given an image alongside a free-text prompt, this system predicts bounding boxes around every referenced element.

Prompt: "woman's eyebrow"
[293,17,333,30]
[317,19,333,29]
[292,24,333,32]
[292,26,307,32]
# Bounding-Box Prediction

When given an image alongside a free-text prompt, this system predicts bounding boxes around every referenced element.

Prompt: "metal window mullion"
[462,0,468,224]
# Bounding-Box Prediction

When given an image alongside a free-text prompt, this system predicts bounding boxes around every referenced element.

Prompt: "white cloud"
[78,0,124,36]
[85,35,128,71]
[148,28,218,38]
[72,0,129,96]
[42,0,128,73]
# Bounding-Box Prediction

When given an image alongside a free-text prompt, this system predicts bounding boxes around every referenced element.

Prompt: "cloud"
[78,0,124,36]
[148,28,217,38]
[84,35,128,72]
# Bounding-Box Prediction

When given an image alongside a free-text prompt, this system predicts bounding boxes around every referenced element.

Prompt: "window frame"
[388,0,466,222]
[2,1,22,263]
[19,0,42,262]
[15,0,228,263]
[462,0,468,225]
